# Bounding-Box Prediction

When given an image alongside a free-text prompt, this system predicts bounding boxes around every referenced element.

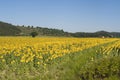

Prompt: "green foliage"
[30,31,38,37]
[79,56,120,80]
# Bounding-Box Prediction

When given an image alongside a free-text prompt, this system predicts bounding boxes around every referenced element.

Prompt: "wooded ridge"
[0,21,120,37]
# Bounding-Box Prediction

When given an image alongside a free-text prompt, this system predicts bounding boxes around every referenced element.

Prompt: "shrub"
[30,31,38,37]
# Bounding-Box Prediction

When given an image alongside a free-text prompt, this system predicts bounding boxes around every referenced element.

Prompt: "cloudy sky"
[0,0,120,32]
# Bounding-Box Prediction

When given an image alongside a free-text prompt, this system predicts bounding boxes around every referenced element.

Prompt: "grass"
[39,40,118,80]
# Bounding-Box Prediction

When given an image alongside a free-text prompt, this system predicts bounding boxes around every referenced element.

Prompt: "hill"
[0,21,69,36]
[17,25,69,36]
[71,31,120,38]
[0,21,120,37]
[0,21,21,36]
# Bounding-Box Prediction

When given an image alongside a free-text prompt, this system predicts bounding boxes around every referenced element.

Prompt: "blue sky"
[0,0,120,32]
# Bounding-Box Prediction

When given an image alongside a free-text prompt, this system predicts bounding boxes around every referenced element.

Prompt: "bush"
[30,31,38,37]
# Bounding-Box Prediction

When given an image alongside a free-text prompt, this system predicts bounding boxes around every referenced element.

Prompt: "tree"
[30,31,38,37]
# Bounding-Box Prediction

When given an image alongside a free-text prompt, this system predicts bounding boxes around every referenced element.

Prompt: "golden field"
[0,37,120,80]
[0,37,118,64]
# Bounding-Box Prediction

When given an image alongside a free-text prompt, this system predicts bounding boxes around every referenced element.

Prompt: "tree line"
[0,21,120,38]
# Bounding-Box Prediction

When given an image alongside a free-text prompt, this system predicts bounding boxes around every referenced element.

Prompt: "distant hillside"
[17,26,70,36]
[0,21,21,36]
[0,21,69,36]
[71,31,120,38]
[0,21,120,37]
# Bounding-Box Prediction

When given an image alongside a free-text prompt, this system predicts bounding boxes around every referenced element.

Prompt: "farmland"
[0,37,120,80]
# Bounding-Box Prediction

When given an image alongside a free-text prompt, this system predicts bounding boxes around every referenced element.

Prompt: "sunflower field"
[0,37,119,80]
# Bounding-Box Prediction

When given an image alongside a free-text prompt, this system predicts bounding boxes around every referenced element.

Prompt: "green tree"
[30,31,38,37]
